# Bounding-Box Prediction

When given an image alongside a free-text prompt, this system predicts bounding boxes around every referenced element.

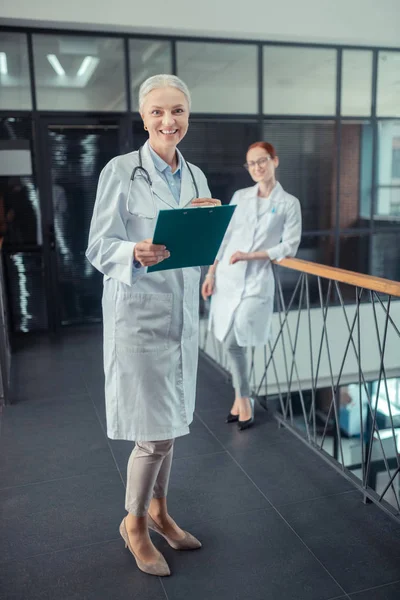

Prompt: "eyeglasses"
[243,156,272,170]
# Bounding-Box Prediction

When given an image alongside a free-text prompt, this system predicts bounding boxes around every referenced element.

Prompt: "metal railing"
[200,258,400,524]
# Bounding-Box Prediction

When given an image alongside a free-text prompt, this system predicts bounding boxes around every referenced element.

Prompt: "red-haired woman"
[201,141,302,430]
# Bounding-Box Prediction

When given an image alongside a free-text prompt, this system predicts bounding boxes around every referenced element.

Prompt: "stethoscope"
[127,145,199,218]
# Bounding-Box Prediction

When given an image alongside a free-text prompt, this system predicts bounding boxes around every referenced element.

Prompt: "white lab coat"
[209,182,301,347]
[86,141,211,442]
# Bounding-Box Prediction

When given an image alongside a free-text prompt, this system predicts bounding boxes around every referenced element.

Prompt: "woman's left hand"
[230,251,250,264]
[191,198,221,207]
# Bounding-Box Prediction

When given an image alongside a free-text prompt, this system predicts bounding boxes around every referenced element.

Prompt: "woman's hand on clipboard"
[134,239,170,267]
[191,198,221,207]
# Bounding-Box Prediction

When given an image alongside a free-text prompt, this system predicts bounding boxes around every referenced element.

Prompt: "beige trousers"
[125,439,174,517]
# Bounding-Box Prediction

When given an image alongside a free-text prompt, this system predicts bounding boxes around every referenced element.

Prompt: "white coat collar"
[241,181,284,229]
[141,141,195,210]
[250,181,283,203]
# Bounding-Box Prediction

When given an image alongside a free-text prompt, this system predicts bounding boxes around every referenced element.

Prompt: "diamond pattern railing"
[251,259,400,524]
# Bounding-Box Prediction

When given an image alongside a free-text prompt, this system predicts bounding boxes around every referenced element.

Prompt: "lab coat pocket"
[115,292,173,353]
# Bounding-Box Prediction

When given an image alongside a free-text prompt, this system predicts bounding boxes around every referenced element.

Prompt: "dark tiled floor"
[1,328,400,600]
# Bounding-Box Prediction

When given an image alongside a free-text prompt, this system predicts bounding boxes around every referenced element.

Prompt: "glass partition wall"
[0,27,399,332]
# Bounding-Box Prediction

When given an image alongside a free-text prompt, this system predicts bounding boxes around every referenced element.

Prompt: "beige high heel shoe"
[147,514,202,550]
[119,518,170,577]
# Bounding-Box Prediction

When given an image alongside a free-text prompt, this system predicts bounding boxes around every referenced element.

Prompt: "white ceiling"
[1,0,400,48]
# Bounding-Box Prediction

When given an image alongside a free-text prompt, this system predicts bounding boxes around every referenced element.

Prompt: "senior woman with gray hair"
[86,74,220,577]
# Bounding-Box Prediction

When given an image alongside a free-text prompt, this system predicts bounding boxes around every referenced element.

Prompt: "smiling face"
[140,86,189,155]
[245,146,279,185]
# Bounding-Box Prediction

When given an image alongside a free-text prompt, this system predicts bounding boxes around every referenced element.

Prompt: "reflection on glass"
[48,125,119,325]
[375,120,400,220]
[263,120,335,231]
[336,122,373,228]
[0,177,39,246]
[0,117,44,333]
[0,32,32,110]
[177,42,258,114]
[263,46,336,115]
[0,118,41,247]
[297,234,334,266]
[52,177,69,259]
[341,51,372,117]
[338,234,369,275]
[132,120,149,150]
[32,34,126,111]
[359,122,373,222]
[377,51,400,117]
[371,232,400,281]
[5,252,47,332]
[130,39,172,111]
[333,233,370,306]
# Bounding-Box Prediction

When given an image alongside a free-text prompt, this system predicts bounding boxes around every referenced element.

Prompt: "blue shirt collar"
[148,144,181,175]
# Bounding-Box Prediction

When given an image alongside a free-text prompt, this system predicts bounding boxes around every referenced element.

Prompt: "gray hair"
[138,74,191,112]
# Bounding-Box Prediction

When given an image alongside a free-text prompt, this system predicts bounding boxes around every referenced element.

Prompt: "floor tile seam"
[264,504,350,597]
[11,350,89,361]
[194,410,349,597]
[172,450,227,463]
[1,535,122,566]
[194,414,276,508]
[8,391,93,404]
[0,465,122,492]
[193,416,301,449]
[194,405,239,416]
[15,358,87,371]
[159,578,170,600]
[1,391,124,492]
[206,419,361,490]
[194,418,295,436]
[13,362,84,374]
[347,578,400,597]
[227,434,307,452]
[172,506,273,528]
[276,489,359,508]
[79,369,105,388]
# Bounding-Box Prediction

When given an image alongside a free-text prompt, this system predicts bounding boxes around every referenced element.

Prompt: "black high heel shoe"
[238,398,255,431]
[226,412,239,424]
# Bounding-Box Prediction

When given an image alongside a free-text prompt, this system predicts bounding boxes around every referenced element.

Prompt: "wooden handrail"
[276,257,400,298]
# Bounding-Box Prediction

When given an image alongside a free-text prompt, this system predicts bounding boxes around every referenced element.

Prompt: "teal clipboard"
[148,205,236,273]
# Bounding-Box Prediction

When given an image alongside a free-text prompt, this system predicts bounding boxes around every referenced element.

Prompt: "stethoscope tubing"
[126,146,199,217]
